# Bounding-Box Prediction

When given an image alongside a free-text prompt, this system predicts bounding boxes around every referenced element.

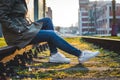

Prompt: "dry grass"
[0,38,7,47]
[1,37,120,79]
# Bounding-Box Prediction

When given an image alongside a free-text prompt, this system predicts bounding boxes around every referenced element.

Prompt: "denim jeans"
[30,18,81,57]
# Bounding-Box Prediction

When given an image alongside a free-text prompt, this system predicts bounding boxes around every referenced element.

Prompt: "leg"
[30,30,81,57]
[33,18,100,63]
[36,18,54,30]
[36,18,58,55]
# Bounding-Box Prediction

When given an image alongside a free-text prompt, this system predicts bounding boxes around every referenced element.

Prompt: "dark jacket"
[0,0,42,49]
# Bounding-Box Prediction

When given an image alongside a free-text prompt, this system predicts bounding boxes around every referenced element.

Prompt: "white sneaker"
[79,50,100,63]
[49,52,71,63]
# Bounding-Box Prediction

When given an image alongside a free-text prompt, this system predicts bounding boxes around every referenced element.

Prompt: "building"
[94,1,120,35]
[78,0,94,35]
[78,0,120,35]
[26,0,53,21]
[27,0,46,21]
[59,26,78,35]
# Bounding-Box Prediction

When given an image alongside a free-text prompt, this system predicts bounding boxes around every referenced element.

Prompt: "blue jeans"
[30,18,81,57]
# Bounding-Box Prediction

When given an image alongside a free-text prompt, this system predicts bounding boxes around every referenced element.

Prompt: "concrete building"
[28,0,46,21]
[78,0,93,35]
[78,0,120,35]
[94,1,120,35]
[27,0,53,20]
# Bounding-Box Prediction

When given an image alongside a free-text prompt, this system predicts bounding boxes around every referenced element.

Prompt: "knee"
[44,17,52,22]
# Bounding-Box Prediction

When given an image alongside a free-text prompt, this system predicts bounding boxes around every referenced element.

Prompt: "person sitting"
[0,0,100,63]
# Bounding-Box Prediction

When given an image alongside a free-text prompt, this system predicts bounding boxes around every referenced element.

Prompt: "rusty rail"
[81,37,120,53]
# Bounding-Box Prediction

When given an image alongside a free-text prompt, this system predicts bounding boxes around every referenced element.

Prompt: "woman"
[0,0,100,63]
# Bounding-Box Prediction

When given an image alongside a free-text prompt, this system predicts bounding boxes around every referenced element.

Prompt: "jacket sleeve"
[0,0,27,33]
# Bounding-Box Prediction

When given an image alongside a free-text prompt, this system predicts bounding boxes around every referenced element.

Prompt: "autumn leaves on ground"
[0,37,120,80]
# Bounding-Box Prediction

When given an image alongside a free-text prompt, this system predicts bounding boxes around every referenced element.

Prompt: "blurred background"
[0,0,120,37]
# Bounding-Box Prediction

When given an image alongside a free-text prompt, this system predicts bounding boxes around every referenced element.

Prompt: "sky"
[46,0,120,27]
[46,0,79,27]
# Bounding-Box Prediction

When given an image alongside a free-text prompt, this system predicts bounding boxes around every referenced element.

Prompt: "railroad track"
[81,36,120,54]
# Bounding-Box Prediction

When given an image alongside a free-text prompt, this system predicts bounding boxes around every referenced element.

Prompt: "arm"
[0,0,27,33]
